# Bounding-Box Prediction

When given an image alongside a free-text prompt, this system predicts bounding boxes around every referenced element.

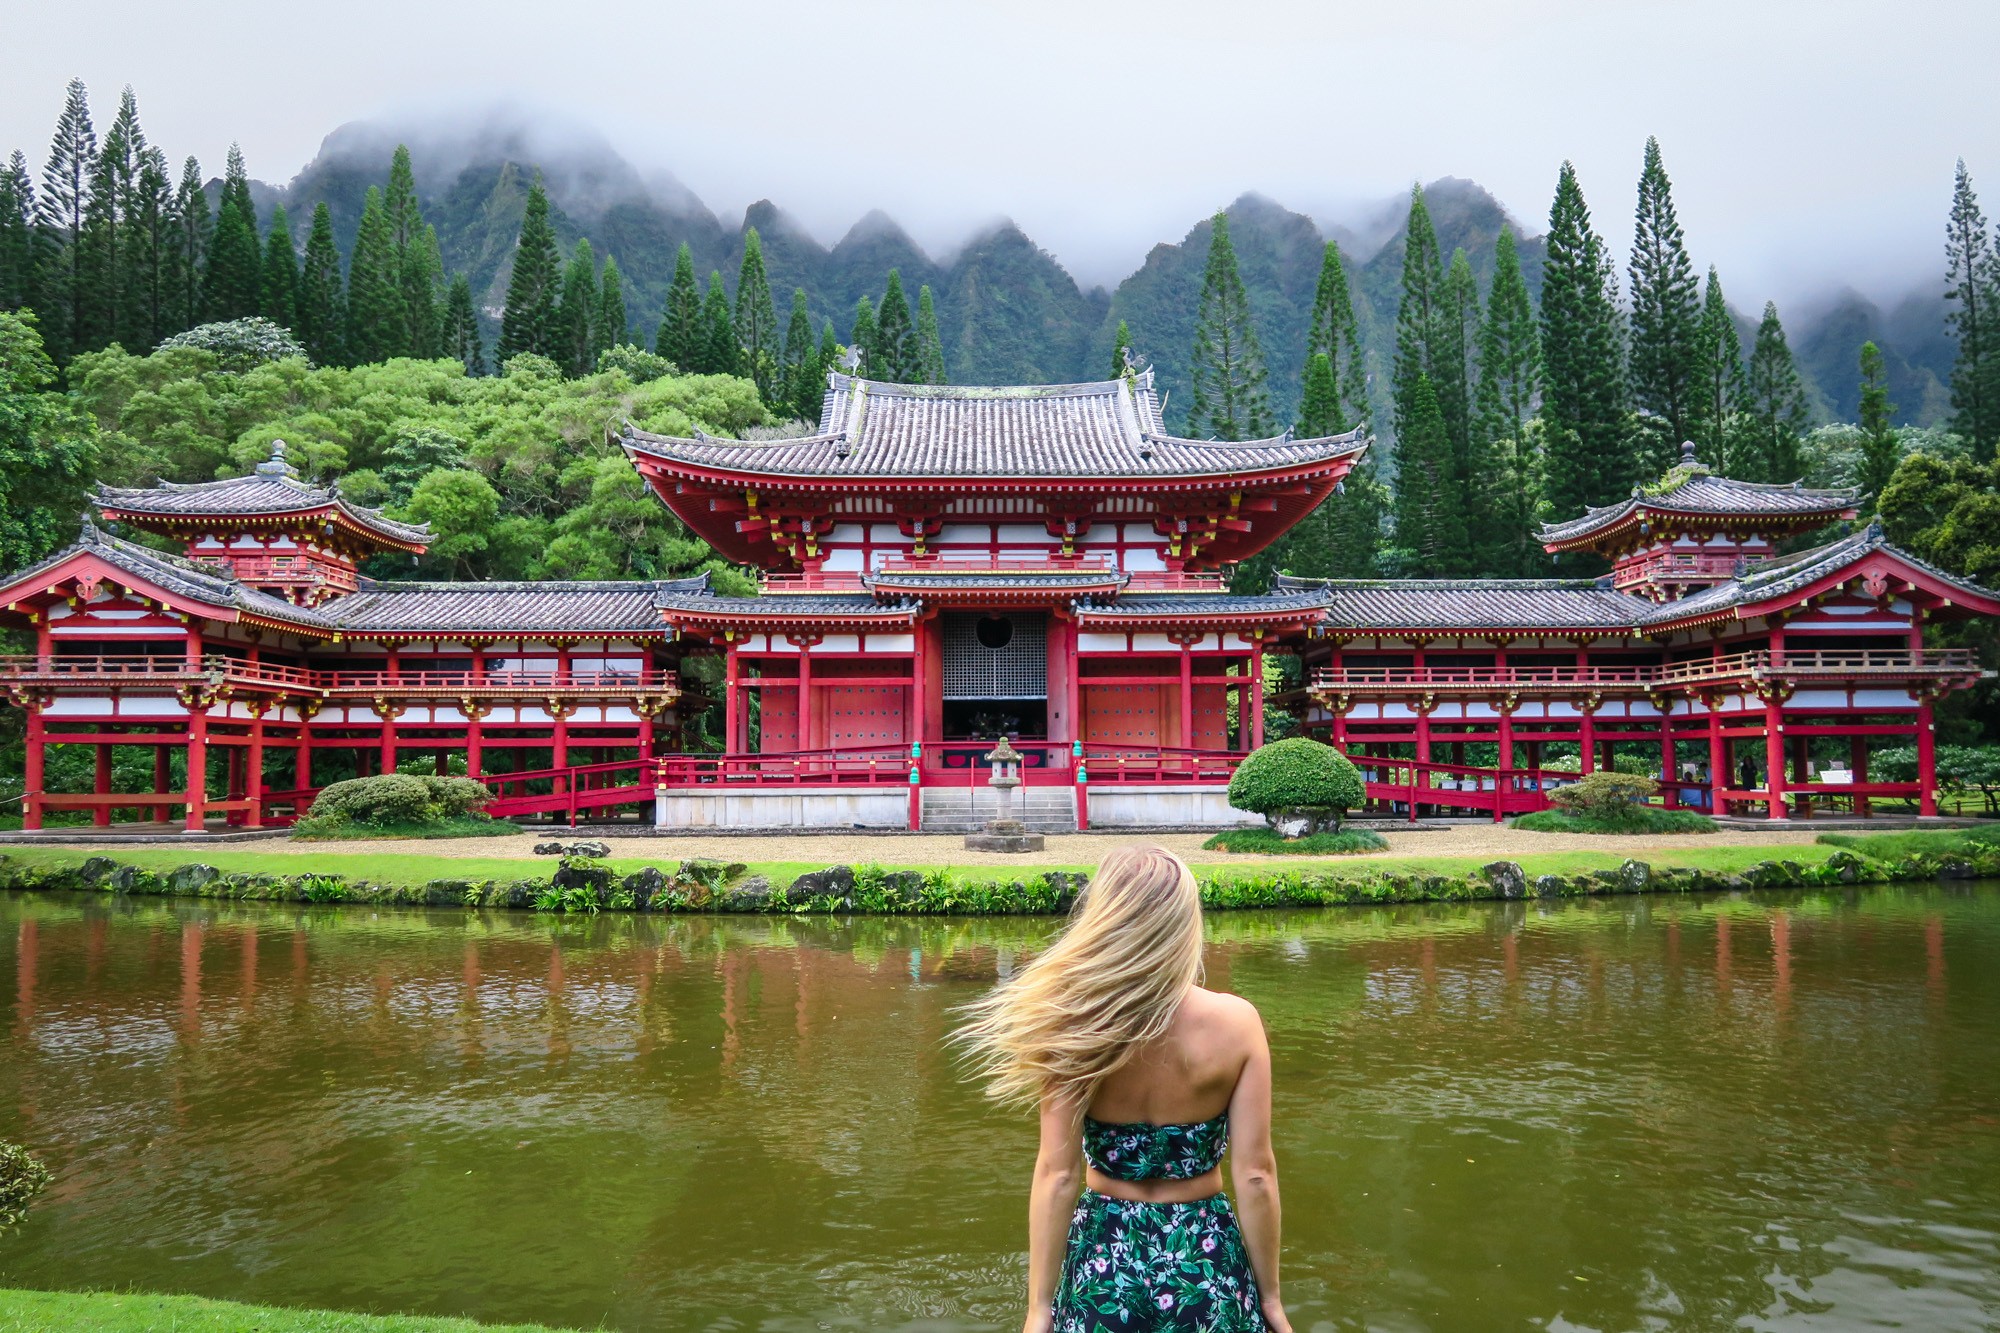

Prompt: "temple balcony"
[1307,647,1987,697]
[759,553,1229,597]
[1611,551,1745,592]
[0,654,679,699]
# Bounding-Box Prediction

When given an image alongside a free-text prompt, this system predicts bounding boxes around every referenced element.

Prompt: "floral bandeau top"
[1082,1111,1230,1182]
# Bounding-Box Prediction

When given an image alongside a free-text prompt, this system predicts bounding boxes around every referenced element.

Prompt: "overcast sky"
[8,0,1997,305]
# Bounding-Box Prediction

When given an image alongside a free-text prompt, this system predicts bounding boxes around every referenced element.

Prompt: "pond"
[2,885,1997,1331]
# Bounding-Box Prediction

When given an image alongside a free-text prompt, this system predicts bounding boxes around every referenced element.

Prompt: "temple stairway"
[918,787,1078,833]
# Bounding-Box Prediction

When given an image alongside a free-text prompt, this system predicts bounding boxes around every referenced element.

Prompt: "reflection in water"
[1,888,1997,1331]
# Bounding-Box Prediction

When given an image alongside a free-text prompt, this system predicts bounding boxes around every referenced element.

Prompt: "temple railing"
[656,745,912,786]
[1309,648,1984,695]
[1078,743,1246,784]
[1612,551,1745,589]
[0,654,677,697]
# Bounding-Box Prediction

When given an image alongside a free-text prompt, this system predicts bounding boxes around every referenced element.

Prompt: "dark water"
[2,887,1998,1332]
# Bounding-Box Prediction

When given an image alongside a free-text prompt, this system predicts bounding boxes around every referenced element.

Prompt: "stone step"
[920,787,1077,833]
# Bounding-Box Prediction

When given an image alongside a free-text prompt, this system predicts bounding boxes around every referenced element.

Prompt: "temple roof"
[95,442,431,550]
[1276,575,1652,631]
[2,522,334,630]
[1075,589,1332,619]
[622,372,1368,481]
[330,575,710,636]
[1539,447,1858,550]
[1640,525,2000,627]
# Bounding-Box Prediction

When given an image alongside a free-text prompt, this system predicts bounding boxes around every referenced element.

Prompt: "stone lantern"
[964,734,1044,852]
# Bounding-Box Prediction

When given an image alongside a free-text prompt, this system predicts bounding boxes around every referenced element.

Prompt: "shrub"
[155,317,307,369]
[1548,771,1658,820]
[0,1141,51,1228]
[1514,806,1717,835]
[299,774,493,830]
[1202,827,1388,855]
[597,343,677,383]
[1227,738,1365,836]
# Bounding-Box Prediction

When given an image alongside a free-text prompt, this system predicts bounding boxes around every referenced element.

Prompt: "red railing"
[655,745,912,786]
[1348,756,1563,823]
[1311,648,1984,694]
[0,654,675,696]
[1079,743,1247,784]
[483,758,659,824]
[1613,551,1745,588]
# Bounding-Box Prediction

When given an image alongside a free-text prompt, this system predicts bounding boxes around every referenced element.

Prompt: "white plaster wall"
[1085,785,1261,829]
[653,788,910,829]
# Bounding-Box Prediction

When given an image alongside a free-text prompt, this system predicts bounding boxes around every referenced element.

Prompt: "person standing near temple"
[957,846,1291,1332]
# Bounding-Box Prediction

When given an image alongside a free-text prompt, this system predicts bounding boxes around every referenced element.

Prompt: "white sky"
[7,0,1997,306]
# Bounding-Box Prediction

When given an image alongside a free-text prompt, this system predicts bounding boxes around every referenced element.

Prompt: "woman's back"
[1084,986,1254,1127]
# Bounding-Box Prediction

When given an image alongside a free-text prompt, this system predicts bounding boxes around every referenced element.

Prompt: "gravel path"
[22,824,1829,868]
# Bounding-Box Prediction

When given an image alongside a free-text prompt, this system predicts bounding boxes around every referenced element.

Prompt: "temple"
[3,373,1994,834]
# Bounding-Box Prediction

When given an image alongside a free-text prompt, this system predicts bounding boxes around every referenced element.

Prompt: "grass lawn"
[1815,826,2000,861]
[0,1288,576,1332]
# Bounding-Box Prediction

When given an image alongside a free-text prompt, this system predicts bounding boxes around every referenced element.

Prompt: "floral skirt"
[1052,1189,1265,1332]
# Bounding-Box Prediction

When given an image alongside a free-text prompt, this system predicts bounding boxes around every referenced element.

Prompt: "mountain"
[265,115,1957,436]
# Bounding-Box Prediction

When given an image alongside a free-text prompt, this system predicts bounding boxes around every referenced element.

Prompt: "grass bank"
[0,1288,573,1331]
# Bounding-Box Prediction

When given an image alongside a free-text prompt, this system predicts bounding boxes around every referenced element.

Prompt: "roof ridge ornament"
[255,438,299,479]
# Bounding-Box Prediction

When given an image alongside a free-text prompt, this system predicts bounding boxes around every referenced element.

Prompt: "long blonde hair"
[955,845,1204,1108]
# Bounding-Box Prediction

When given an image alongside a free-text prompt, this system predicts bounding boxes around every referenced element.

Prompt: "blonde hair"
[955,844,1204,1108]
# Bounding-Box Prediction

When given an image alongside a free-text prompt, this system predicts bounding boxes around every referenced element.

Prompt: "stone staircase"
[919,786,1077,833]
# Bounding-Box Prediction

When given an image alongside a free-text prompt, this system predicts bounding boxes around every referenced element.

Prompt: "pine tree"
[1391,186,1445,441]
[1437,247,1480,482]
[442,271,485,376]
[344,186,403,364]
[124,145,172,347]
[1186,212,1273,440]
[1538,161,1630,519]
[733,227,778,397]
[202,145,261,322]
[778,287,815,415]
[1110,319,1132,379]
[294,201,345,366]
[259,203,297,330]
[1944,159,2000,452]
[595,254,626,360]
[0,152,33,310]
[168,156,208,333]
[1392,374,1468,575]
[384,146,421,248]
[655,241,699,368]
[699,271,738,375]
[1628,137,1701,457]
[1474,227,1542,573]
[80,88,141,351]
[1304,240,1368,433]
[915,283,945,385]
[1856,340,1899,504]
[34,77,95,359]
[850,295,878,374]
[556,238,597,376]
[496,178,559,364]
[1741,301,1807,482]
[1692,265,1743,463]
[874,269,916,381]
[219,144,254,227]
[813,319,839,421]
[1298,352,1340,434]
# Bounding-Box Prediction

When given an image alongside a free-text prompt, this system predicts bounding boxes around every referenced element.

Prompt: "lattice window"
[942,612,1047,700]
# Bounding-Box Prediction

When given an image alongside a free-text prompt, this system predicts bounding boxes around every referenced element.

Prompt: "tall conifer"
[1304,240,1368,432]
[1474,228,1542,574]
[1944,160,2000,451]
[259,204,297,330]
[79,93,137,351]
[169,156,208,333]
[1741,301,1807,482]
[1538,161,1629,519]
[732,228,778,396]
[124,145,171,348]
[778,287,815,415]
[850,295,878,374]
[34,78,95,359]
[1437,248,1480,481]
[1392,375,1467,574]
[294,201,345,366]
[1628,137,1701,456]
[556,238,597,376]
[497,178,559,364]
[1110,319,1132,379]
[1186,212,1273,440]
[202,145,261,322]
[916,284,946,385]
[344,186,402,364]
[655,241,699,367]
[1391,186,1444,445]
[874,269,916,382]
[1856,340,1899,504]
[0,153,33,311]
[699,271,737,375]
[442,272,485,376]
[384,147,435,354]
[595,255,625,360]
[1692,266,1742,463]
[813,319,839,421]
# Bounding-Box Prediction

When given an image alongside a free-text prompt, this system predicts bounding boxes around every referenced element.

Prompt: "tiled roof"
[865,569,1126,593]
[1540,467,1857,545]
[654,588,921,623]
[623,371,1368,480]
[1076,589,1332,618]
[1276,574,1651,631]
[1639,525,2000,625]
[0,522,333,629]
[330,575,709,635]
[95,446,431,548]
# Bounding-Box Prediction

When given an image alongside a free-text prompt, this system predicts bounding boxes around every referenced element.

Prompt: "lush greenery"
[1513,806,1719,834]
[1201,826,1390,855]
[0,1142,50,1229]
[293,775,503,839]
[0,1289,574,1332]
[1227,737,1366,834]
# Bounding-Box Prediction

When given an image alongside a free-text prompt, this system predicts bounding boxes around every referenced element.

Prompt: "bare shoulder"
[1186,986,1264,1030]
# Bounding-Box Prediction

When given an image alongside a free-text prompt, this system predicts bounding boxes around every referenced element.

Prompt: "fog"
[7,0,1998,304]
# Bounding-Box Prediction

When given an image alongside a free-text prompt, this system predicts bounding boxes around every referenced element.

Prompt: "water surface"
[2,887,1997,1331]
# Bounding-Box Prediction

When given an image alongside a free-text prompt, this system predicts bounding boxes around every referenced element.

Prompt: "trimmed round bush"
[423,776,494,818]
[0,1141,51,1228]
[303,774,493,830]
[1228,738,1365,836]
[1548,771,1657,820]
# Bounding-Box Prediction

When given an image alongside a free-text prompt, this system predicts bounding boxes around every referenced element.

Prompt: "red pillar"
[1248,640,1265,751]
[1707,707,1727,816]
[246,713,265,828]
[1917,697,1938,817]
[1497,707,1515,771]
[184,710,208,832]
[797,647,814,754]
[1660,712,1678,809]
[1764,705,1788,821]
[154,744,171,824]
[1852,735,1870,817]
[296,717,313,793]
[1178,642,1194,749]
[724,646,742,755]
[466,711,484,781]
[22,704,44,831]
[1578,708,1596,775]
[379,709,397,776]
[93,744,112,826]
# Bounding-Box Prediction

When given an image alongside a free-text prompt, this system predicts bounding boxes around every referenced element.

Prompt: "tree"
[259,204,297,331]
[0,153,33,311]
[849,295,877,374]
[1186,212,1273,440]
[1391,186,1444,447]
[401,467,500,578]
[1855,341,1899,504]
[202,144,260,322]
[814,320,838,418]
[344,187,402,364]
[496,178,560,365]
[1474,227,1542,574]
[383,147,441,354]
[1740,301,1808,481]
[1880,451,2000,588]
[1693,265,1743,464]
[442,272,485,376]
[1298,352,1340,435]
[123,145,172,349]
[295,202,345,367]
[0,310,98,569]
[874,269,916,382]
[1304,240,1368,433]
[377,426,469,505]
[655,241,699,368]
[1944,160,2000,453]
[1437,247,1481,495]
[916,283,946,385]
[778,287,816,417]
[1628,136,1701,458]
[1226,736,1365,835]
[732,228,778,397]
[556,238,597,376]
[1539,161,1630,519]
[78,91,137,353]
[698,271,738,375]
[594,254,626,361]
[1392,374,1467,574]
[1110,319,1132,379]
[168,156,208,333]
[34,77,95,360]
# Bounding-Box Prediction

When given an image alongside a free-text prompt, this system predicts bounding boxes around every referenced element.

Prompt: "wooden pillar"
[1917,697,1938,817]
[245,711,265,829]
[154,744,172,824]
[1660,712,1678,809]
[553,708,570,770]
[1578,707,1596,775]
[1178,641,1194,750]
[724,646,742,755]
[296,716,313,793]
[184,710,208,832]
[1707,706,1727,816]
[1852,735,1870,817]
[379,707,397,776]
[1764,704,1788,821]
[797,646,814,753]
[1497,706,1515,771]
[93,744,112,826]
[1248,639,1265,751]
[1064,622,1081,750]
[466,710,484,781]
[22,704,45,831]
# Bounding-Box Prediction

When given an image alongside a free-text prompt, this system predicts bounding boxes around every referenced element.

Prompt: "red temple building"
[3,374,1995,833]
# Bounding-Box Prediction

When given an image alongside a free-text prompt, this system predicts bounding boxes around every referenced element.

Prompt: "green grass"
[1815,826,2000,861]
[1197,843,1848,882]
[0,1288,578,1331]
[1201,827,1390,855]
[291,815,518,841]
[1512,807,1718,835]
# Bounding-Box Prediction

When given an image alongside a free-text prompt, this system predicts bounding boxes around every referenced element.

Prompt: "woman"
[958,845,1291,1333]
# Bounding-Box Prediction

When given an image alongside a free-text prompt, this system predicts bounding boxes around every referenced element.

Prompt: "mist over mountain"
[265,115,1955,433]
